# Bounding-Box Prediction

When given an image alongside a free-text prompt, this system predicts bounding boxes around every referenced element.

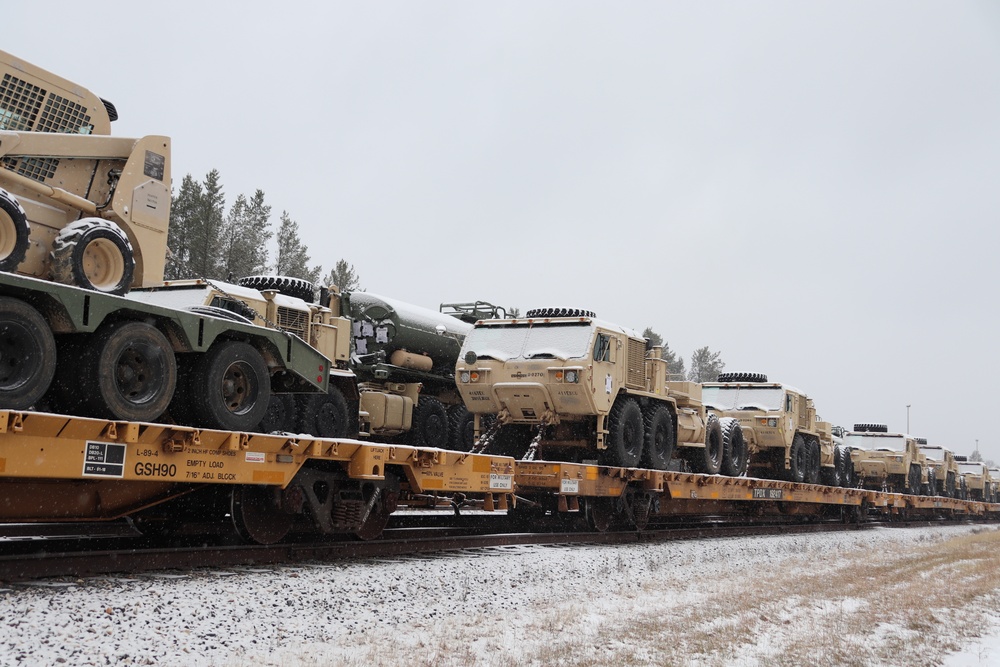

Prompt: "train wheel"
[298,385,351,437]
[80,321,176,422]
[355,483,396,541]
[585,497,616,532]
[190,341,270,432]
[720,417,747,477]
[258,394,297,433]
[689,414,723,475]
[410,396,449,448]
[50,219,135,294]
[787,434,808,483]
[641,405,674,470]
[601,397,643,468]
[0,189,30,271]
[448,404,475,452]
[0,297,56,410]
[231,485,294,545]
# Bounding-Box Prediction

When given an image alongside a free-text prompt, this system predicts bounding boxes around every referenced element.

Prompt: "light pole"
[906,404,911,433]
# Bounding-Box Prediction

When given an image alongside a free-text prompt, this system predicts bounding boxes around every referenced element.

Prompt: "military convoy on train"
[845,425,933,494]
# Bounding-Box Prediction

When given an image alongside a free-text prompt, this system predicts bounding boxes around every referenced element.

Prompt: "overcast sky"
[7,2,1000,460]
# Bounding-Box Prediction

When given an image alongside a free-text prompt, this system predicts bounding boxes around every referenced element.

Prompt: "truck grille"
[276,306,308,339]
[0,74,93,182]
[626,339,646,389]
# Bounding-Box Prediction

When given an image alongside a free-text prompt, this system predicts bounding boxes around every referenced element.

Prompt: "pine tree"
[165,174,202,279]
[218,189,273,280]
[641,327,663,347]
[642,327,685,379]
[688,346,725,382]
[324,259,361,292]
[273,211,322,283]
[187,169,226,279]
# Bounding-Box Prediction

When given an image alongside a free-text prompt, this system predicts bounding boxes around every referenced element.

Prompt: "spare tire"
[0,189,30,272]
[239,275,315,303]
[525,308,596,319]
[716,372,769,383]
[854,423,888,433]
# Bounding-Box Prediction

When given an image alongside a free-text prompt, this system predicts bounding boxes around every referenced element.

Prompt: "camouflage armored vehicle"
[918,444,960,497]
[700,374,851,486]
[957,461,993,502]
[0,49,170,294]
[454,308,746,474]
[846,424,930,494]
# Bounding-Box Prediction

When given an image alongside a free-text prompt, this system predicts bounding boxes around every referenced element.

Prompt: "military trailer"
[132,278,491,449]
[846,424,930,494]
[700,374,851,486]
[454,308,746,474]
[919,444,960,497]
[0,49,170,294]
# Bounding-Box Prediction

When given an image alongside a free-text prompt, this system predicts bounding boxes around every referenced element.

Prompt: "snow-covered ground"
[1,524,999,666]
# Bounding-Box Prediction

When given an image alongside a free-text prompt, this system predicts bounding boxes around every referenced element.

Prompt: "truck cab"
[846,425,929,494]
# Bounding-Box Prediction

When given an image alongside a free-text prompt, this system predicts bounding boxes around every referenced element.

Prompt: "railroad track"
[0,516,897,583]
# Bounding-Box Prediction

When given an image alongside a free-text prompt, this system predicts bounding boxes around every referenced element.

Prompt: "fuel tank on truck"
[343,291,471,376]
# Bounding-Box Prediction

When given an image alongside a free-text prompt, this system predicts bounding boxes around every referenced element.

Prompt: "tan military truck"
[918,443,960,497]
[0,49,170,294]
[845,424,930,494]
[990,468,1000,503]
[700,374,851,486]
[957,461,993,502]
[454,308,746,474]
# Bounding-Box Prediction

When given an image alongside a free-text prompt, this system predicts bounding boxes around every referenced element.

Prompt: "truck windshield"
[845,433,906,452]
[958,463,984,475]
[701,386,784,411]
[461,322,594,362]
[919,448,944,462]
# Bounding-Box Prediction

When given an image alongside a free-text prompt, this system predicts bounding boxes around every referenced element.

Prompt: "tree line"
[642,327,725,383]
[165,170,361,292]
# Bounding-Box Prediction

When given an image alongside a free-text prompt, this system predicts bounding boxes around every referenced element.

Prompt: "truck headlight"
[565,370,579,383]
[460,371,471,383]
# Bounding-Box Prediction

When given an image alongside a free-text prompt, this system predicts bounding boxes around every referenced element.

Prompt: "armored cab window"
[785,394,793,412]
[594,333,611,362]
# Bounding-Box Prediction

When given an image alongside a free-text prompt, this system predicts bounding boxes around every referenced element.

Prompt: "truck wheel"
[298,386,351,438]
[258,394,297,433]
[238,275,316,303]
[946,472,956,498]
[806,438,821,484]
[602,397,644,468]
[448,404,475,452]
[641,405,674,470]
[410,396,449,448]
[50,219,135,295]
[720,417,747,477]
[841,450,855,487]
[0,189,30,272]
[787,434,808,483]
[80,321,176,422]
[824,445,845,487]
[189,341,270,432]
[0,297,56,410]
[907,464,922,495]
[689,414,723,475]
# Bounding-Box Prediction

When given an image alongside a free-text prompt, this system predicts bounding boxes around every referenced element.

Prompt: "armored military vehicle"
[846,424,930,494]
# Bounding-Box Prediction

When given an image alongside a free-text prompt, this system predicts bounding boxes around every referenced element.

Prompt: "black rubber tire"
[524,308,596,319]
[805,438,821,484]
[258,394,297,433]
[641,405,674,471]
[823,445,845,487]
[946,471,956,498]
[601,397,644,468]
[689,414,723,475]
[854,423,888,433]
[787,434,808,483]
[925,468,937,497]
[447,404,476,452]
[720,417,748,477]
[716,372,768,383]
[0,297,56,410]
[297,385,351,438]
[0,189,30,272]
[238,275,316,303]
[907,464,922,495]
[50,219,135,294]
[410,396,449,448]
[188,340,271,432]
[77,320,177,422]
[841,449,855,488]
